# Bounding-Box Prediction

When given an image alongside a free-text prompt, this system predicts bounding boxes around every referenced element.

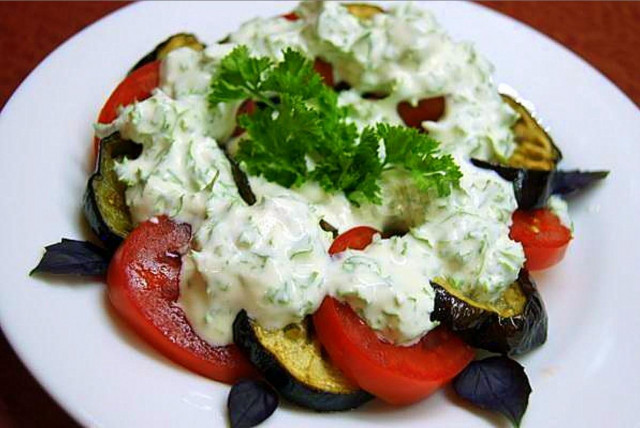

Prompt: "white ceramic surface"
[1,2,639,427]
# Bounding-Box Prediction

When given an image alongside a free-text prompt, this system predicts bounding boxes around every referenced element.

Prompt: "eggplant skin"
[83,180,123,251]
[431,271,547,356]
[471,161,610,209]
[83,133,141,251]
[224,153,257,206]
[130,33,205,74]
[471,159,554,210]
[233,311,373,412]
[469,93,561,209]
[502,94,562,170]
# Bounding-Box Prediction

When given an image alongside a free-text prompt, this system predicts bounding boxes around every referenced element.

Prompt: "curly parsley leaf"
[378,123,461,197]
[237,94,322,188]
[209,46,461,204]
[263,48,325,100]
[310,125,383,206]
[209,45,272,104]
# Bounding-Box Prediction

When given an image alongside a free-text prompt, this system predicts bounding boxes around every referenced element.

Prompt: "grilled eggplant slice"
[471,158,554,210]
[345,3,384,19]
[83,133,141,250]
[470,94,566,208]
[431,270,547,356]
[130,33,205,73]
[471,161,609,209]
[233,311,373,411]
[502,94,562,170]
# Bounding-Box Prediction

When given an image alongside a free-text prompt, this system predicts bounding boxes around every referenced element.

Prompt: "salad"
[33,2,608,426]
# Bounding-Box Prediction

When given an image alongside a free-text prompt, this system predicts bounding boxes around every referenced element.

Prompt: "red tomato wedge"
[107,216,256,384]
[98,60,160,124]
[231,99,257,137]
[397,96,446,129]
[314,227,474,405]
[282,12,300,21]
[313,58,335,87]
[93,60,160,154]
[328,225,379,254]
[510,209,572,271]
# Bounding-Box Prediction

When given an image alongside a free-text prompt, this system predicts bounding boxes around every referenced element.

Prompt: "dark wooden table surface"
[1,2,639,427]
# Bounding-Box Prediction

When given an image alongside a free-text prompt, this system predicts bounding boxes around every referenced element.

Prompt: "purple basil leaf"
[30,239,110,276]
[228,379,279,428]
[552,169,609,196]
[453,356,531,427]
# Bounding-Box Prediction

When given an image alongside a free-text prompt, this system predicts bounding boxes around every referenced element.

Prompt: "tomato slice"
[282,12,299,21]
[397,96,446,129]
[314,299,474,405]
[98,60,160,124]
[328,226,379,254]
[313,58,334,87]
[510,209,572,271]
[231,99,257,137]
[107,216,256,384]
[93,60,160,155]
[315,227,474,405]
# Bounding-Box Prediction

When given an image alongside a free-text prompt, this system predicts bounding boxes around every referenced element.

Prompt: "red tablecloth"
[1,2,638,427]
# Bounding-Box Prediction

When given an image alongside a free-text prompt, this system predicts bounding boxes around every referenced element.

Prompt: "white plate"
[1,1,639,427]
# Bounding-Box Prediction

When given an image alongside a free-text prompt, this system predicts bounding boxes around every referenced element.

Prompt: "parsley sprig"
[209,46,461,205]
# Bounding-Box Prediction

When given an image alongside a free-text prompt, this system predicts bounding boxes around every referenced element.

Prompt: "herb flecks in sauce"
[106,2,525,347]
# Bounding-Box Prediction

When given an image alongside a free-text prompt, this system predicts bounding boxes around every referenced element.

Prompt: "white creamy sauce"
[547,194,573,232]
[105,2,532,346]
[298,1,518,161]
[329,235,439,345]
[181,195,333,345]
